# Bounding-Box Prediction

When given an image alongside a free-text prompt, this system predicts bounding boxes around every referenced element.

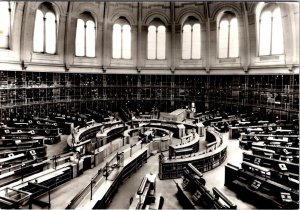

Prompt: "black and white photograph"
[0,0,299,209]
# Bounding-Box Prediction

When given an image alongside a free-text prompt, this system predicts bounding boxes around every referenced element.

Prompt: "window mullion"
[94,25,96,57]
[218,26,220,58]
[8,5,11,49]
[181,29,183,59]
[156,29,158,59]
[227,23,230,58]
[43,16,46,53]
[84,24,87,56]
[191,27,193,59]
[270,16,273,55]
[55,19,57,54]
[258,19,261,56]
[121,27,123,59]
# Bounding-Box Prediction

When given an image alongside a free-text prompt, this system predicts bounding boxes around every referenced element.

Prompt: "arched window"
[147,26,156,59]
[122,24,131,59]
[75,19,85,56]
[259,5,284,55]
[157,26,166,59]
[0,1,15,49]
[33,10,44,53]
[192,24,201,59]
[182,25,192,59]
[75,12,96,57]
[33,3,58,54]
[218,12,239,58]
[147,20,166,60]
[45,12,56,54]
[182,18,201,59]
[112,18,131,59]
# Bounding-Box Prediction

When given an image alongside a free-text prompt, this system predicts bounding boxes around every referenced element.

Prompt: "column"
[242,2,250,72]
[137,2,142,70]
[170,2,175,72]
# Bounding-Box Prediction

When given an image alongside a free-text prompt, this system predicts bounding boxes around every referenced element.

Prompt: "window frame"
[217,13,239,59]
[0,1,15,49]
[33,3,58,55]
[181,21,201,60]
[112,19,132,60]
[75,13,96,58]
[147,23,166,60]
[258,5,285,56]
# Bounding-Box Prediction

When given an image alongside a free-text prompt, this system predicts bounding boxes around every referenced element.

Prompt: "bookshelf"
[0,71,298,122]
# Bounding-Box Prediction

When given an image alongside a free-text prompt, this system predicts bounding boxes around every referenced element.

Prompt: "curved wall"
[0,2,298,122]
[0,2,298,74]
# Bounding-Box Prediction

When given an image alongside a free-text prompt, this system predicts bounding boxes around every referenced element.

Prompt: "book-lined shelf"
[0,71,298,122]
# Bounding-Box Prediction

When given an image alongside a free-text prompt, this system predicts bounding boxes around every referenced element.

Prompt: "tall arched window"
[0,1,15,49]
[218,12,239,58]
[33,10,44,53]
[157,26,166,59]
[33,3,58,54]
[147,20,166,60]
[182,18,201,59]
[112,18,131,59]
[75,19,85,56]
[45,12,56,54]
[147,26,156,59]
[182,25,192,59]
[75,12,96,57]
[259,5,284,55]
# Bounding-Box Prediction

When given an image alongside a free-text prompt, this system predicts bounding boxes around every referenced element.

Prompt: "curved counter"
[131,119,204,138]
[67,123,103,147]
[67,121,124,148]
[169,132,200,157]
[159,128,227,179]
[123,127,173,152]
[96,122,127,146]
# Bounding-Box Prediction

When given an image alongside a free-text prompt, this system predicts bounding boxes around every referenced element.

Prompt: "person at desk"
[145,173,157,205]
[146,173,156,183]
[148,134,153,142]
[146,173,156,193]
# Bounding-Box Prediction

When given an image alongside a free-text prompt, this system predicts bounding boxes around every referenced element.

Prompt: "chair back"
[158,196,164,209]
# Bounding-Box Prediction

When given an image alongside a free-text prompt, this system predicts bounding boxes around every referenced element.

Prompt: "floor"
[36,137,128,209]
[46,135,69,157]
[36,129,256,209]
[202,133,256,210]
[108,132,256,209]
[108,153,183,209]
